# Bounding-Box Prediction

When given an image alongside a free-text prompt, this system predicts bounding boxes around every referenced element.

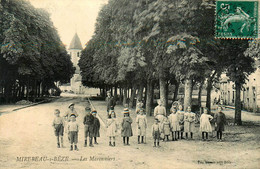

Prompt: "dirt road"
[0,97,259,169]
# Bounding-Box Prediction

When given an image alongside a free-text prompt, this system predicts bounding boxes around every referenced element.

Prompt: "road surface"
[0,96,259,169]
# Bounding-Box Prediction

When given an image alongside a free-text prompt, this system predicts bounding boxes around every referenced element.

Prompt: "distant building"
[219,66,260,113]
[59,33,87,94]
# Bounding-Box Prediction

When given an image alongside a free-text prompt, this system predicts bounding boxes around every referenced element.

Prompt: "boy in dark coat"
[83,107,94,147]
[106,91,116,116]
[92,110,100,144]
[214,106,227,142]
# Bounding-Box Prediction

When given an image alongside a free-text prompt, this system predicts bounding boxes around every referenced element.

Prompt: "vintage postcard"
[0,0,260,169]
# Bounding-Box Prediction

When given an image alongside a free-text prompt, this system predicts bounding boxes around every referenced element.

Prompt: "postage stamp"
[215,0,259,39]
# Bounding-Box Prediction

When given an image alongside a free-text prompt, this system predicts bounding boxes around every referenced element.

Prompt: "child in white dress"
[184,106,196,139]
[107,111,118,146]
[168,106,180,141]
[162,116,171,141]
[136,109,147,144]
[200,107,213,141]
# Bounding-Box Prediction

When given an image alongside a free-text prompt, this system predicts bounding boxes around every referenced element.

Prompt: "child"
[162,116,171,141]
[184,106,196,139]
[64,103,78,141]
[83,107,94,147]
[136,108,147,144]
[92,110,100,144]
[52,109,64,148]
[107,111,118,146]
[214,106,227,142]
[209,111,216,138]
[152,118,161,147]
[200,107,213,141]
[121,108,133,146]
[168,106,180,141]
[154,99,166,124]
[177,104,185,139]
[67,114,79,151]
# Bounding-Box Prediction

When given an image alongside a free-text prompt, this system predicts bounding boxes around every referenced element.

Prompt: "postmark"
[215,0,259,39]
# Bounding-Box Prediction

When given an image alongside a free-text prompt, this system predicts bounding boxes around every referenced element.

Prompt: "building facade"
[219,67,260,113]
[59,33,87,94]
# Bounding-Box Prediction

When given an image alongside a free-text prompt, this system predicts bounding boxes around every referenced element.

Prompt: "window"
[77,52,80,57]
[252,87,256,97]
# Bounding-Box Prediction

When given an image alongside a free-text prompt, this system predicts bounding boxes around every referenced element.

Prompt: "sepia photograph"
[0,0,260,168]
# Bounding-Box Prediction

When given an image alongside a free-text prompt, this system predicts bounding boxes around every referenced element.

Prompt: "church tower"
[68,33,84,94]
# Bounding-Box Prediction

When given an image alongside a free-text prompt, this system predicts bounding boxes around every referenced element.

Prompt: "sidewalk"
[0,97,57,115]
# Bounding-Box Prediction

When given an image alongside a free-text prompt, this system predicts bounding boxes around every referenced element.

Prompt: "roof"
[68,33,83,50]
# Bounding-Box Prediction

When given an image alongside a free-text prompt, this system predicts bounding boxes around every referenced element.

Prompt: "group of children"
[52,100,227,150]
[152,100,227,144]
[52,103,101,151]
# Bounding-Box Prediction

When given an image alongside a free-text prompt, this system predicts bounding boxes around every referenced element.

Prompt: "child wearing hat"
[83,107,95,147]
[152,118,161,147]
[64,103,78,141]
[121,108,133,146]
[92,110,100,144]
[107,110,118,146]
[64,103,78,121]
[52,109,64,148]
[136,108,147,144]
[67,114,79,151]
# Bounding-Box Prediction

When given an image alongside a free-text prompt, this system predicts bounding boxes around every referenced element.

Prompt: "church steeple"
[68,33,83,50]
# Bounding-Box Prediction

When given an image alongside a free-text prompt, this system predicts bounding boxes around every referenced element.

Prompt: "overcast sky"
[28,0,108,49]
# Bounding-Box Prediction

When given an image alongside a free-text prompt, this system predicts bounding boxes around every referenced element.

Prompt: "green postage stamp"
[215,0,259,39]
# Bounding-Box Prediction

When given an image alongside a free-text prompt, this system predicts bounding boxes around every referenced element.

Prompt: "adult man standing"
[106,91,116,115]
[83,107,94,147]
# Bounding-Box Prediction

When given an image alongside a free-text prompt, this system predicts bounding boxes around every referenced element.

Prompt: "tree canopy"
[0,0,74,102]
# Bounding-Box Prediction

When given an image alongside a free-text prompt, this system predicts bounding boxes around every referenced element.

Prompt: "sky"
[28,0,108,49]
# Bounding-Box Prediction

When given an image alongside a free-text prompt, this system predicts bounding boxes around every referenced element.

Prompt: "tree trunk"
[206,78,212,111]
[129,86,136,108]
[165,81,169,114]
[21,85,25,99]
[114,85,118,98]
[123,87,128,106]
[184,78,193,111]
[235,82,242,125]
[198,82,203,108]
[146,79,153,116]
[137,84,144,101]
[119,87,123,104]
[151,82,154,107]
[128,88,130,99]
[159,73,167,108]
[38,82,41,98]
[173,82,179,102]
